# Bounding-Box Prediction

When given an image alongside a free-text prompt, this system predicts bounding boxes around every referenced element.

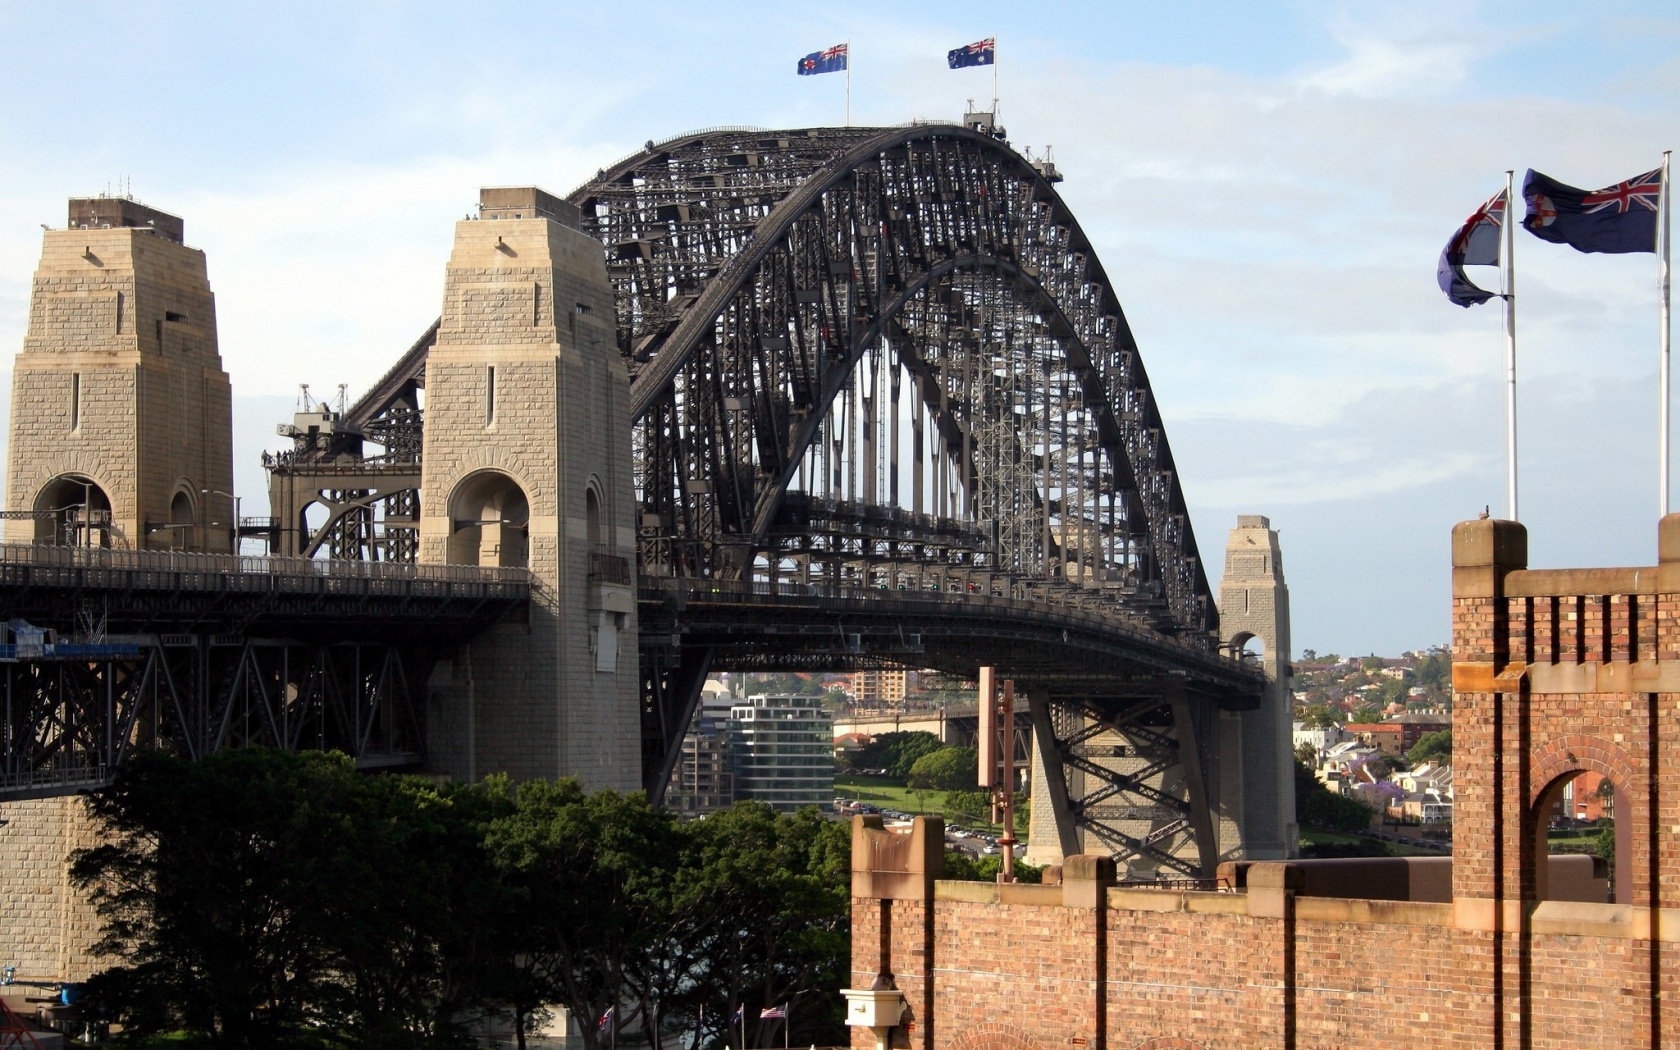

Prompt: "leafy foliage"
[942,850,1043,883]
[1293,758,1374,833]
[851,731,943,779]
[1406,728,1452,767]
[70,751,851,1050]
[71,749,489,1049]
[906,747,979,792]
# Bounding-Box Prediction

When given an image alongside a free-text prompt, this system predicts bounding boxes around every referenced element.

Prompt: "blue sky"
[1,1,1676,656]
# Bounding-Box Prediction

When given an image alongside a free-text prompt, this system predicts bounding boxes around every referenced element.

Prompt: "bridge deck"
[639,577,1263,705]
[0,544,528,643]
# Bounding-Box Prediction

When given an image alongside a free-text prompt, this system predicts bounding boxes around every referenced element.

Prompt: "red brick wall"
[846,518,1680,1050]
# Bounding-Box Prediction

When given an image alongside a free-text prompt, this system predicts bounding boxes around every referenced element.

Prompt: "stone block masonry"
[857,515,1680,1049]
[419,189,640,791]
[5,199,233,552]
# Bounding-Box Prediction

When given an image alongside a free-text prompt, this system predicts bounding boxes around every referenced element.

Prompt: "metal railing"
[0,542,530,594]
[589,551,632,586]
[638,576,1259,684]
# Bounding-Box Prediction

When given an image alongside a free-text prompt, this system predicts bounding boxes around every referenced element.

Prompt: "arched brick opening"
[1529,734,1637,905]
[942,1021,1048,1050]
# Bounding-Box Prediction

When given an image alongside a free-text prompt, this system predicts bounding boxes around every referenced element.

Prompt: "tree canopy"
[71,749,851,1050]
[1406,728,1452,767]
[851,731,942,779]
[1293,758,1374,833]
[906,746,979,792]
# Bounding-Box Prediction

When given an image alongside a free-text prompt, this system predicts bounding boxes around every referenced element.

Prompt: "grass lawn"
[1299,826,1445,857]
[834,774,1010,833]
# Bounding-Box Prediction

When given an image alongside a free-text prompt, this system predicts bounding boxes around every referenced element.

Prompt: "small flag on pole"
[948,37,995,69]
[760,1004,788,1020]
[1522,168,1661,255]
[1437,188,1507,307]
[797,43,848,76]
[730,1006,743,1026]
[599,1006,614,1028]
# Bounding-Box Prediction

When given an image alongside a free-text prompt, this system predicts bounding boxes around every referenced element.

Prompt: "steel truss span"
[0,639,429,801]
[568,124,1259,876]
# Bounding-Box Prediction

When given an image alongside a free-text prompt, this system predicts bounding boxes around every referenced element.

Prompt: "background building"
[852,669,909,709]
[664,711,735,817]
[728,695,833,812]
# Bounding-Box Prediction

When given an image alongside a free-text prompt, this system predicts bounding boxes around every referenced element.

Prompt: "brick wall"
[852,515,1680,1050]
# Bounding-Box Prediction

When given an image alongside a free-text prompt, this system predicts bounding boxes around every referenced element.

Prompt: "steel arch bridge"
[269,122,1266,876]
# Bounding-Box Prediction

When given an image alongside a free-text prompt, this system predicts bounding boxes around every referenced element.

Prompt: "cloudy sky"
[0,1,1674,656]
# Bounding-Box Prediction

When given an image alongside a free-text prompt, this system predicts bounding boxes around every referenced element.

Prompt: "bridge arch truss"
[567,125,1259,875]
[569,124,1213,636]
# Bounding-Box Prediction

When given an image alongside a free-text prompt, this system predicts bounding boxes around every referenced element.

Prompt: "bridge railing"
[641,576,1252,678]
[0,543,530,596]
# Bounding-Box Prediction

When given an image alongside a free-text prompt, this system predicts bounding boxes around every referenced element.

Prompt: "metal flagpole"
[1661,150,1672,517]
[1503,169,1519,521]
[845,41,851,127]
[992,38,999,116]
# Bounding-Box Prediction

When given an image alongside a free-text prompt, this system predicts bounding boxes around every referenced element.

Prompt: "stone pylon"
[418,187,640,791]
[6,197,233,551]
[1214,514,1296,859]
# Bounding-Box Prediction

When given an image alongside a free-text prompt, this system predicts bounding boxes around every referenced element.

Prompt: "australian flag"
[797,43,847,76]
[948,37,995,69]
[1437,188,1506,308]
[1523,168,1660,254]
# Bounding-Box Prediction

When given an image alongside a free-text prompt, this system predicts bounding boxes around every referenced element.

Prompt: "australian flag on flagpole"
[1438,188,1507,307]
[1523,168,1660,254]
[948,37,995,69]
[797,43,848,75]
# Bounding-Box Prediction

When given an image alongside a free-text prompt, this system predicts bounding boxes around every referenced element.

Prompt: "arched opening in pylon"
[33,473,111,547]
[447,471,530,568]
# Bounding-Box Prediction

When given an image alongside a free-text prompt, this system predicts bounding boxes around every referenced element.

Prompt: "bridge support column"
[1216,515,1295,859]
[419,187,640,791]
[6,197,233,552]
[1025,691,1080,866]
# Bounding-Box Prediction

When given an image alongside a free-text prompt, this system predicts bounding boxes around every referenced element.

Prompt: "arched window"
[586,484,603,549]
[167,490,195,550]
[447,471,530,568]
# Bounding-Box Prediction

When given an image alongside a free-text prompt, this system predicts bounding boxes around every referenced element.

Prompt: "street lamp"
[201,488,241,554]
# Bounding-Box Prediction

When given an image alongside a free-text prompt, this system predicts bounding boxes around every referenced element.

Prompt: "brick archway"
[1528,733,1637,806]
[942,1022,1048,1050]
[1528,731,1640,905]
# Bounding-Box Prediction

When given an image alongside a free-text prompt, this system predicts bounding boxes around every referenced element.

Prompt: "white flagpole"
[1661,150,1673,517]
[1504,169,1519,521]
[992,38,999,116]
[845,41,852,128]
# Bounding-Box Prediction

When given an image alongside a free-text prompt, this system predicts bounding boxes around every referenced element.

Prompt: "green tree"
[906,747,979,792]
[483,780,681,1050]
[853,731,942,779]
[1406,728,1452,767]
[1299,705,1338,729]
[942,850,1043,883]
[656,802,850,1050]
[1293,758,1374,833]
[1594,820,1617,867]
[70,748,479,1049]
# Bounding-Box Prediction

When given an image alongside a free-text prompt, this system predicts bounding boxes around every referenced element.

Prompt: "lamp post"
[201,488,241,554]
